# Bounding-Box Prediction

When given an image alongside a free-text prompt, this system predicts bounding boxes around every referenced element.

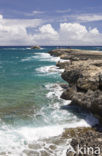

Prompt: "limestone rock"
[49,48,102,120]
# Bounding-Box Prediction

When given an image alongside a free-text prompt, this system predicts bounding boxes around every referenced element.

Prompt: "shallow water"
[0,46,99,155]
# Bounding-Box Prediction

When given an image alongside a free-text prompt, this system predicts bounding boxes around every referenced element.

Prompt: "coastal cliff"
[49,48,102,155]
[49,49,102,121]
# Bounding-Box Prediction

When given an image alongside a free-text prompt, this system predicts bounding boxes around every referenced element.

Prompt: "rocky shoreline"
[63,127,102,156]
[49,48,102,155]
[49,48,102,121]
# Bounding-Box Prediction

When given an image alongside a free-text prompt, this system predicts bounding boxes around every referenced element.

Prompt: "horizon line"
[0,45,102,47]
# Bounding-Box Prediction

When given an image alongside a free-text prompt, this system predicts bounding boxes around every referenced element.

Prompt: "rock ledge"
[49,48,102,121]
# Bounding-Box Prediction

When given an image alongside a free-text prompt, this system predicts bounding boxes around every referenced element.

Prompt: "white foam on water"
[26,48,31,50]
[21,56,36,62]
[40,48,45,50]
[17,125,64,142]
[0,113,98,155]
[0,51,99,155]
[3,48,26,51]
[59,59,70,63]
[45,83,64,99]
[36,65,64,75]
[0,81,99,155]
[45,83,99,127]
[45,83,70,106]
[21,52,70,63]
[0,125,26,155]
[0,123,69,155]
[34,52,61,62]
[17,117,94,142]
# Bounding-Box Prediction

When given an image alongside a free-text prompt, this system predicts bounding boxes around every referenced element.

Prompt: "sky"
[0,0,102,45]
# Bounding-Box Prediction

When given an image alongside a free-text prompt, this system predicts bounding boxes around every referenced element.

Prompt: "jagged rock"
[62,127,102,156]
[62,70,82,86]
[62,87,102,118]
[49,48,102,60]
[99,73,102,90]
[56,61,70,69]
[76,77,99,92]
[49,48,102,120]
[61,87,76,100]
[49,49,73,57]
[60,83,68,89]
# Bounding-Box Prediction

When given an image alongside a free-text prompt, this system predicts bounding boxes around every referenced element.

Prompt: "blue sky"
[0,0,102,45]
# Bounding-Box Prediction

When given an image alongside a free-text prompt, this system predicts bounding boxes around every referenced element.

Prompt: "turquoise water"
[0,47,64,125]
[0,46,99,155]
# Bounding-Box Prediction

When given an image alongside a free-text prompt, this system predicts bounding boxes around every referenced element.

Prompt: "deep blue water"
[0,46,100,155]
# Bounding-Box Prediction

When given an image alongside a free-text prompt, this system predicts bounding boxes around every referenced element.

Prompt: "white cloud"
[25,10,45,16]
[32,23,102,45]
[0,15,43,45]
[89,28,99,35]
[58,23,102,45]
[39,24,58,35]
[3,19,42,28]
[56,9,71,13]
[76,14,102,22]
[32,11,44,15]
[32,24,59,45]
[0,14,102,46]
[60,23,87,38]
[0,14,3,20]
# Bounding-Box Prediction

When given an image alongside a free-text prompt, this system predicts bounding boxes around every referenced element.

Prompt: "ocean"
[0,46,100,155]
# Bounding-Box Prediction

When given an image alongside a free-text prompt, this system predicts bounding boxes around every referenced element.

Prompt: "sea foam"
[36,65,64,75]
[0,49,99,156]
[0,81,98,156]
[34,52,61,62]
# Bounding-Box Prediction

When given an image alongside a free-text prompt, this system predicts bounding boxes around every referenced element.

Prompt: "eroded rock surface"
[49,49,102,121]
[62,127,102,156]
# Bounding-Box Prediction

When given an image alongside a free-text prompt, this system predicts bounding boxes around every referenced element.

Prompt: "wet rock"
[61,87,102,118]
[0,152,6,155]
[60,83,68,89]
[40,150,50,156]
[66,151,75,156]
[61,87,76,100]
[49,144,57,150]
[28,143,41,149]
[23,149,39,156]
